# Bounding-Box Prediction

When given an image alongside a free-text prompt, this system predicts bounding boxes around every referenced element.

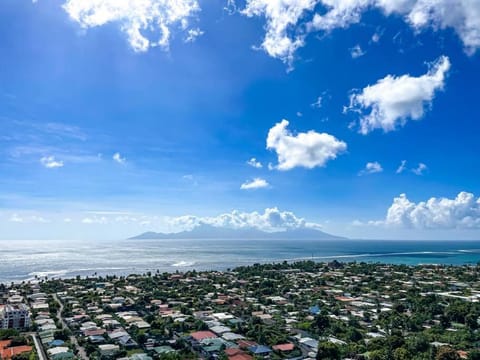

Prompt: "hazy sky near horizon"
[1,0,480,240]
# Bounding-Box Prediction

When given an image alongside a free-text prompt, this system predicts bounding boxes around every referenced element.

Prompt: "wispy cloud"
[113,152,126,165]
[247,158,262,168]
[40,156,64,169]
[350,44,366,58]
[412,163,428,175]
[396,160,407,174]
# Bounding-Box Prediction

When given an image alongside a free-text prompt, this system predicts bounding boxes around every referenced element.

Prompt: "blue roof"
[309,305,320,315]
[248,345,272,354]
[49,340,65,347]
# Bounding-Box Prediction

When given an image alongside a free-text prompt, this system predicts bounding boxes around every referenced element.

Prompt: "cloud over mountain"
[167,207,318,232]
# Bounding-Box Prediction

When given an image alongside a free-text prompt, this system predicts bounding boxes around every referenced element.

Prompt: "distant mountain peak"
[129,225,346,240]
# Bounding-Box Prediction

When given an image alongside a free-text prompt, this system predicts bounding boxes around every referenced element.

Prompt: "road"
[52,293,89,360]
[29,333,47,360]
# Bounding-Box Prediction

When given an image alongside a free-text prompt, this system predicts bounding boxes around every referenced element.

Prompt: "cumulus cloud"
[240,178,270,190]
[359,161,383,175]
[384,192,480,229]
[242,0,318,66]
[40,156,64,168]
[266,119,347,170]
[412,162,428,175]
[167,207,317,232]
[113,152,126,164]
[347,55,450,134]
[247,157,263,168]
[240,0,480,65]
[62,0,200,52]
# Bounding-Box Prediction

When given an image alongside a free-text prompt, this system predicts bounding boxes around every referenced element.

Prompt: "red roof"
[0,345,33,359]
[0,340,12,349]
[273,343,295,351]
[237,340,257,349]
[225,348,242,356]
[190,331,217,341]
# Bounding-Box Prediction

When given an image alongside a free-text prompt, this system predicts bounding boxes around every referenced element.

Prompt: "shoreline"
[3,257,480,287]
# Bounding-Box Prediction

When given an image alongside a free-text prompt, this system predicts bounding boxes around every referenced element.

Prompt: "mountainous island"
[130,224,346,240]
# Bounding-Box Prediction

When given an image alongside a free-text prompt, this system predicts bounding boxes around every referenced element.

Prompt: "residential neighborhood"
[3,261,480,359]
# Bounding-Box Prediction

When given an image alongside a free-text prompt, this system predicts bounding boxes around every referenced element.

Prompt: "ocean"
[1,239,480,284]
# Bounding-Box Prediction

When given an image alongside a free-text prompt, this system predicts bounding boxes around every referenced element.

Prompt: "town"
[2,261,480,360]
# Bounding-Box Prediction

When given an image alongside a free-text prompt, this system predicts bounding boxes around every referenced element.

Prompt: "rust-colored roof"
[190,331,217,341]
[0,345,33,359]
[273,343,295,351]
[237,340,258,349]
[0,340,12,349]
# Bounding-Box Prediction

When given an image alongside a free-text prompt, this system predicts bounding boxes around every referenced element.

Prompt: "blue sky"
[1,0,480,240]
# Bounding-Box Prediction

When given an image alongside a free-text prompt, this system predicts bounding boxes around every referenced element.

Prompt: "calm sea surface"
[1,239,480,284]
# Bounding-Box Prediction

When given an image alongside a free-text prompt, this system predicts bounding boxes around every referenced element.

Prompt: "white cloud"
[396,160,407,174]
[242,0,318,66]
[241,0,480,65]
[384,192,480,229]
[62,0,200,52]
[40,156,64,168]
[113,152,126,164]
[412,162,428,175]
[266,119,347,170]
[82,216,108,224]
[184,27,204,43]
[347,55,450,134]
[9,213,49,223]
[168,207,316,232]
[247,157,263,168]
[9,214,23,223]
[350,44,366,58]
[371,30,382,43]
[311,95,323,108]
[359,161,383,175]
[240,178,270,190]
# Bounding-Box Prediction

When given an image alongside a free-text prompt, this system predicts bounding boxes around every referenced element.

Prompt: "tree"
[436,347,460,360]
[317,341,341,360]
[468,350,480,360]
[315,311,330,334]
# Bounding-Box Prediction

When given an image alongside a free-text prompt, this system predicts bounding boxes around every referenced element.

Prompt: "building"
[0,304,30,329]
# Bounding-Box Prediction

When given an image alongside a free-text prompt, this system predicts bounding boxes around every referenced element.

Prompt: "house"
[0,340,33,360]
[190,330,218,341]
[225,348,253,360]
[272,343,295,352]
[248,345,272,356]
[98,344,120,356]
